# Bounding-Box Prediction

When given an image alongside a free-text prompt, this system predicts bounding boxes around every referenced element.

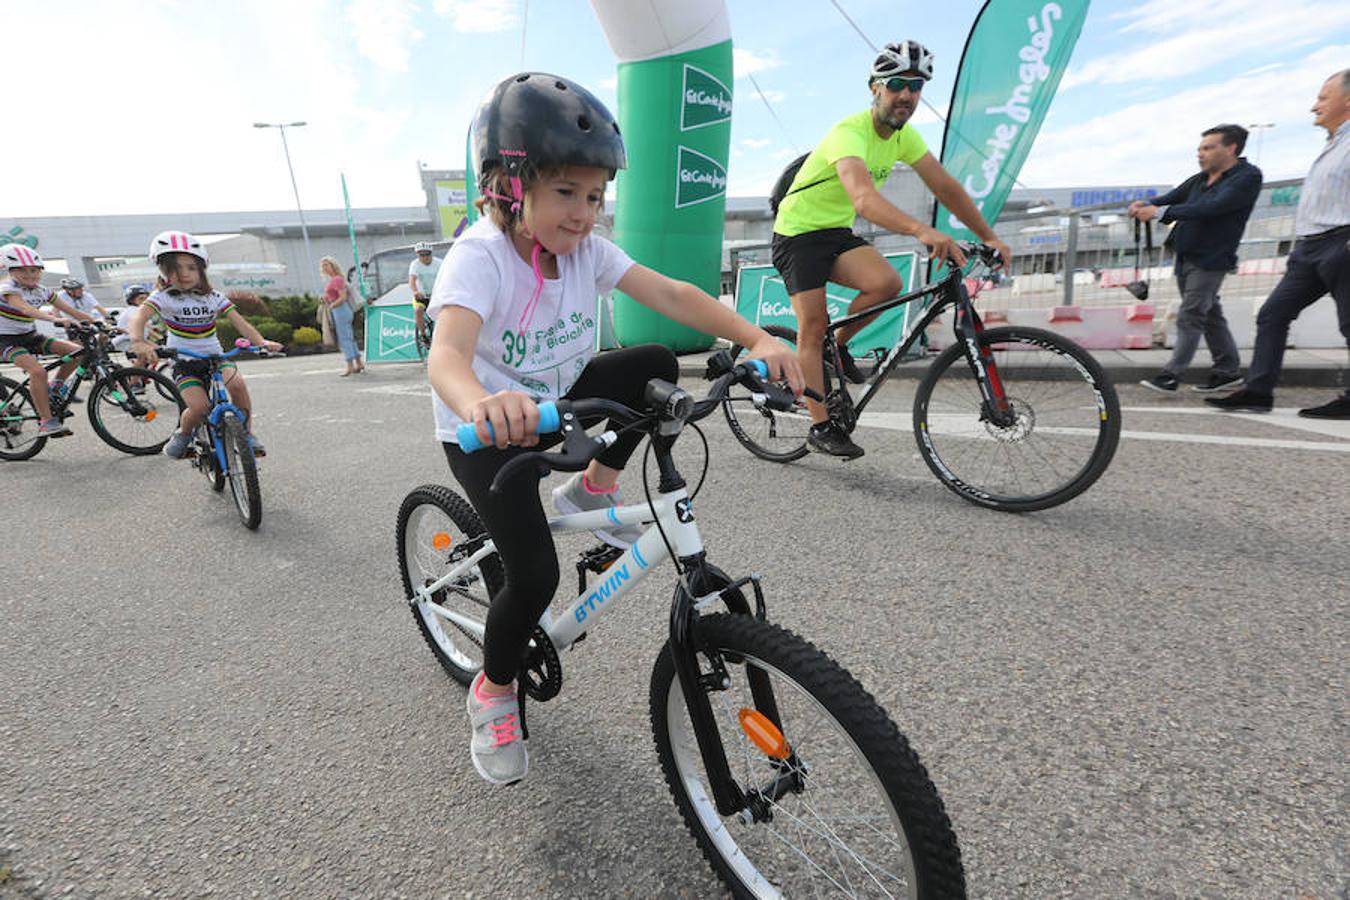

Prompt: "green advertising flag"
[934,0,1090,241]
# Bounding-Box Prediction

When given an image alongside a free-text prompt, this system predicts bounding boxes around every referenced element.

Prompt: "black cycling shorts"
[0,331,55,364]
[770,228,870,295]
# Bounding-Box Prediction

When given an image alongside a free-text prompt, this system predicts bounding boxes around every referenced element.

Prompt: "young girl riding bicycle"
[0,244,81,438]
[428,72,803,785]
[128,232,281,459]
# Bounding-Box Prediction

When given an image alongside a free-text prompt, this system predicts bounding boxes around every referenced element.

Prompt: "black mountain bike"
[0,321,183,461]
[723,244,1122,512]
[397,359,965,897]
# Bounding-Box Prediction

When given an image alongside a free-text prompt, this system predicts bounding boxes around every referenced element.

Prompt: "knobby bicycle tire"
[651,612,965,899]
[0,376,46,461]
[221,412,262,529]
[87,367,184,455]
[397,483,504,685]
[913,326,1121,512]
[722,324,812,463]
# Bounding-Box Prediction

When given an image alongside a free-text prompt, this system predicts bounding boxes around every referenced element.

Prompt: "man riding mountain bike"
[771,39,1012,459]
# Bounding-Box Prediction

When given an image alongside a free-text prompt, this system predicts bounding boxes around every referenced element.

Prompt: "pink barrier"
[927,304,1156,351]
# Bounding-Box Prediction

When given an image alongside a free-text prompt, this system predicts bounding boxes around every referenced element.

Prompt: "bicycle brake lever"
[488,425,613,495]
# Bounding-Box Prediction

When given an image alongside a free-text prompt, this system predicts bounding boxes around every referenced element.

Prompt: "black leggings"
[444,344,679,684]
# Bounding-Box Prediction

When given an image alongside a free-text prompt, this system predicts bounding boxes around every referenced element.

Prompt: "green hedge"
[217,293,364,349]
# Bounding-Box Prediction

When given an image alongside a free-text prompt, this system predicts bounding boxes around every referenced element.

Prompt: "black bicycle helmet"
[472,72,626,192]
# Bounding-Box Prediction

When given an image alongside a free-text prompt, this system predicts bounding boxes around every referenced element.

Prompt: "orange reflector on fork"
[144,410,157,422]
[739,708,790,760]
[431,532,453,551]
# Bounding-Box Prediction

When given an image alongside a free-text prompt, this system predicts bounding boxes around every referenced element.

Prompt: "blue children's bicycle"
[157,342,266,530]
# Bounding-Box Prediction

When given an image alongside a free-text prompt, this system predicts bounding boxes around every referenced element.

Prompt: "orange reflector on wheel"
[431,532,453,550]
[144,410,157,421]
[739,708,790,760]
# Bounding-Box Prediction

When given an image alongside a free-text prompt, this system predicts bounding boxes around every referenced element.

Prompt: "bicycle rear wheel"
[0,376,46,461]
[913,326,1120,512]
[87,367,183,455]
[196,427,225,492]
[722,324,811,463]
[397,484,503,685]
[221,412,262,529]
[652,613,965,899]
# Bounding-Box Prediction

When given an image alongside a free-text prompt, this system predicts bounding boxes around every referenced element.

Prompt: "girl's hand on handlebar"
[259,340,283,353]
[745,333,805,397]
[470,390,541,449]
[917,227,968,268]
[131,340,157,368]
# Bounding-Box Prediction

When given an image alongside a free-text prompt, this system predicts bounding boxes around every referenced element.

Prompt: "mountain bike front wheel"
[397,483,503,686]
[913,326,1121,512]
[0,376,46,461]
[722,324,812,463]
[220,411,262,529]
[87,367,183,455]
[651,613,965,899]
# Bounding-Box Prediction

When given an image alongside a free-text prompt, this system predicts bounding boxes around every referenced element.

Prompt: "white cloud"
[742,138,772,149]
[1023,44,1350,187]
[347,0,421,72]
[1063,0,1350,89]
[733,47,781,79]
[432,0,519,33]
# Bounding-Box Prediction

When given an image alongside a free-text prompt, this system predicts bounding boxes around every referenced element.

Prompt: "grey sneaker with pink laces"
[466,671,528,785]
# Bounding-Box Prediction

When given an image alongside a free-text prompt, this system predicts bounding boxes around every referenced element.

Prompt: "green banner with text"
[935,0,1089,241]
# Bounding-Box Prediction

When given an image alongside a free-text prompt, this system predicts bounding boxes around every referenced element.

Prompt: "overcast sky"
[10,0,1349,217]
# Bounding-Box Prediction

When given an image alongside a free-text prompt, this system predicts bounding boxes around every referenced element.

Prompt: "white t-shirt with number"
[427,217,634,443]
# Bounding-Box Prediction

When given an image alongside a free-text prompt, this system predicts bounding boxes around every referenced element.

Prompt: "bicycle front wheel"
[722,324,811,463]
[397,484,503,685]
[652,613,965,899]
[221,412,262,529]
[0,376,46,461]
[87,367,183,455]
[913,326,1120,512]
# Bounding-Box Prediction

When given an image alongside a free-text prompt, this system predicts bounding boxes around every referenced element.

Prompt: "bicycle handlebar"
[155,343,266,361]
[472,357,805,494]
[456,401,562,452]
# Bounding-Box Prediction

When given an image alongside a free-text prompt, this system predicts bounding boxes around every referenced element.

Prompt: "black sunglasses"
[877,76,925,93]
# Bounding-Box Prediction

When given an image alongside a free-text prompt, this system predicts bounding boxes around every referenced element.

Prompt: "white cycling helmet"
[149,230,208,265]
[871,41,934,82]
[1,243,44,270]
[60,277,84,289]
[413,241,433,254]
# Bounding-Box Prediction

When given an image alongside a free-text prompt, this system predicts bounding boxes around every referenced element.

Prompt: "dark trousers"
[1164,260,1240,378]
[443,344,679,685]
[1246,233,1350,396]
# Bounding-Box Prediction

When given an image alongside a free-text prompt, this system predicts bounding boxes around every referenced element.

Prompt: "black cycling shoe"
[807,422,865,459]
[833,343,868,385]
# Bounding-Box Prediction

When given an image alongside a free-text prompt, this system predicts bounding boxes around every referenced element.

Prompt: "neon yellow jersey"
[773,110,929,237]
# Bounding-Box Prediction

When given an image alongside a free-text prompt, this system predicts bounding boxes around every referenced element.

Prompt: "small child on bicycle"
[427,72,803,786]
[0,244,80,437]
[128,231,281,459]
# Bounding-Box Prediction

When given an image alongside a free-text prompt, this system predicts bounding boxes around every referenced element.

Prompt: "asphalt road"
[3,353,1346,898]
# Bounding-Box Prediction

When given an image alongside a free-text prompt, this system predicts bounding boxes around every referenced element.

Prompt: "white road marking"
[855,410,1350,452]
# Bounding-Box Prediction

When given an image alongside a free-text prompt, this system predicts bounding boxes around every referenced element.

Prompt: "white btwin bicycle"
[396,356,967,899]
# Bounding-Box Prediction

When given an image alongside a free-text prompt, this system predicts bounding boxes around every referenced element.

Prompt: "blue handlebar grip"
[455,401,561,453]
[745,359,768,378]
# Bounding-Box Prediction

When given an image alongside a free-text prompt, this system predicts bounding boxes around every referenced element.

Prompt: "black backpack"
[769,152,834,216]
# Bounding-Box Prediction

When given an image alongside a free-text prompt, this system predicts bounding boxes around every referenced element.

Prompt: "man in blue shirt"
[1129,124,1262,393]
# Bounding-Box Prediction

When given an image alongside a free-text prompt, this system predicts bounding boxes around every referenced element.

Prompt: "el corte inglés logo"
[675,146,727,209]
[680,64,732,131]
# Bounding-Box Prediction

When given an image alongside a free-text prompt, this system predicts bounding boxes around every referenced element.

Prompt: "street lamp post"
[1247,122,1275,168]
[254,121,317,296]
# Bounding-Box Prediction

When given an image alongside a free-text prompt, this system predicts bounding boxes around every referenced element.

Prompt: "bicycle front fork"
[954,298,1015,427]
[668,557,787,819]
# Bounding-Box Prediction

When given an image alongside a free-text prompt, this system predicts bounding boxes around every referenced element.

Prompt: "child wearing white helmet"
[0,244,81,437]
[128,231,282,459]
[430,72,804,785]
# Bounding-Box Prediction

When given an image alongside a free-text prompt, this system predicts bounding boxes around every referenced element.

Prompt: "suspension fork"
[668,557,785,817]
[952,281,1014,425]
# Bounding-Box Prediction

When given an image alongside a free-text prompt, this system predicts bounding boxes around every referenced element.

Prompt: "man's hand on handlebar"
[468,390,542,450]
[917,227,968,268]
[986,238,1012,270]
[744,333,805,397]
